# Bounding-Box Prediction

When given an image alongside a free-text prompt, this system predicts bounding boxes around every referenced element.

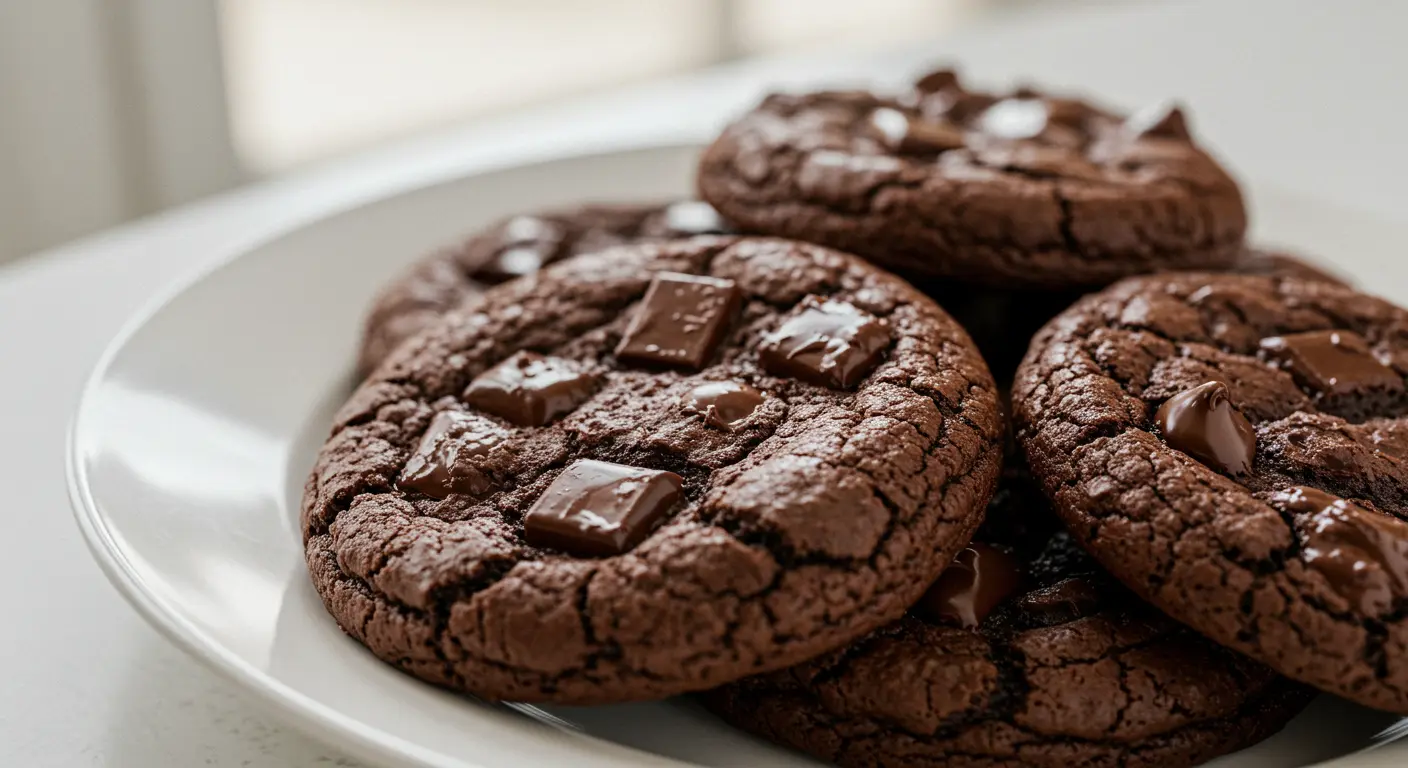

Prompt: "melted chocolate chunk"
[471,215,562,284]
[1042,97,1088,127]
[684,380,764,429]
[464,351,596,427]
[978,98,1049,140]
[1272,486,1408,616]
[1016,576,1104,626]
[867,108,965,155]
[758,297,891,389]
[913,68,959,94]
[523,459,683,557]
[916,543,1025,629]
[1125,102,1191,140]
[1155,381,1256,476]
[616,272,742,369]
[662,201,731,235]
[1260,330,1402,397]
[398,411,508,499]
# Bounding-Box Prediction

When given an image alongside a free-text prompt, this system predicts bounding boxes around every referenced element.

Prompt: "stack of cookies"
[301,69,1408,768]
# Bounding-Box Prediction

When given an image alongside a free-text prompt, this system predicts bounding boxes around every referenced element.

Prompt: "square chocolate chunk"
[465,351,597,427]
[399,410,508,499]
[615,272,742,369]
[759,296,891,389]
[867,107,966,156]
[1260,330,1402,397]
[523,459,683,557]
[470,215,563,284]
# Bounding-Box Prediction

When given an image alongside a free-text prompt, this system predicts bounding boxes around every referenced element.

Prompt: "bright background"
[0,0,1071,263]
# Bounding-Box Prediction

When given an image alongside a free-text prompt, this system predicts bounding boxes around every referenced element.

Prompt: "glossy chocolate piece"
[399,411,508,499]
[1155,381,1256,476]
[464,351,596,427]
[867,108,965,155]
[1016,576,1104,626]
[1125,102,1191,140]
[1042,97,1088,127]
[523,459,684,557]
[616,272,742,370]
[472,215,561,284]
[758,297,891,389]
[978,98,1049,140]
[1273,486,1408,615]
[684,380,764,429]
[913,68,959,94]
[916,543,1025,630]
[1260,330,1402,397]
[663,201,731,235]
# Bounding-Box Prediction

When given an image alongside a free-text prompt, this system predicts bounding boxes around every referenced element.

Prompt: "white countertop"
[3,1,1405,765]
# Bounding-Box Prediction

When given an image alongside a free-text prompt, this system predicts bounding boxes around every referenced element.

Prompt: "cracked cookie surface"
[1227,247,1347,286]
[697,70,1246,289]
[304,236,1003,704]
[358,201,730,375]
[704,461,1311,768]
[1014,272,1408,713]
[922,246,1349,387]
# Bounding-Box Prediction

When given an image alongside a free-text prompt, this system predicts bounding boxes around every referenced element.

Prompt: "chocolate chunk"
[684,380,764,429]
[501,214,556,241]
[398,411,509,499]
[472,216,562,284]
[1016,576,1104,625]
[1125,102,1191,140]
[523,459,683,557]
[481,247,545,283]
[1042,97,1088,127]
[662,201,731,235]
[1260,330,1402,397]
[758,297,891,389]
[616,272,742,369]
[867,108,965,155]
[913,68,959,93]
[1155,380,1256,476]
[464,351,596,427]
[1272,486,1408,616]
[915,543,1025,629]
[978,98,1049,140]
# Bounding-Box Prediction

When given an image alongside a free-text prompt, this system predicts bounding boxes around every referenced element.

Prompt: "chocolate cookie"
[304,236,1004,704]
[705,463,1311,768]
[358,201,731,374]
[697,69,1246,289]
[1229,247,1348,286]
[925,246,1349,387]
[1014,272,1408,714]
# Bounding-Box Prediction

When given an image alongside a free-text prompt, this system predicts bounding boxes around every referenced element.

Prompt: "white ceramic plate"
[70,144,1408,768]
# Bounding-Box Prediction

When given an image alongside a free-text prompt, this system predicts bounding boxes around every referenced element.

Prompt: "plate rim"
[66,141,1406,768]
[66,141,725,768]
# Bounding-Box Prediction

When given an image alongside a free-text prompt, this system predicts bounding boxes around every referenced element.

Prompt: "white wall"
[0,2,131,262]
[0,0,241,264]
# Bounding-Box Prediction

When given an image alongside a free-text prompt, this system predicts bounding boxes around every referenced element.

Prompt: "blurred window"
[219,0,968,173]
[0,0,982,262]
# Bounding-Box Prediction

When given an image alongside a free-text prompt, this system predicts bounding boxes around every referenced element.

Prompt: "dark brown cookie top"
[304,236,1003,704]
[698,68,1246,289]
[358,201,731,374]
[1014,272,1408,713]
[920,245,1349,390]
[705,464,1311,768]
[1231,246,1349,286]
